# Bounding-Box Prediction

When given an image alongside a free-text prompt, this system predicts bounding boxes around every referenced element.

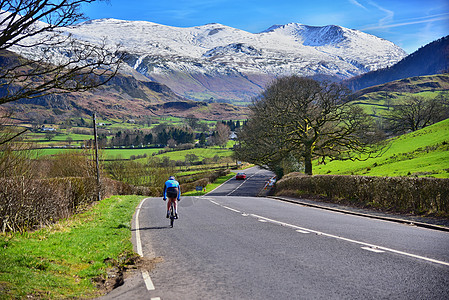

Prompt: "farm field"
[313,118,449,178]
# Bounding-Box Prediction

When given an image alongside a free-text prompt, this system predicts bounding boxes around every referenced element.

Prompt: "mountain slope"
[346,36,449,91]
[0,50,247,122]
[10,18,406,104]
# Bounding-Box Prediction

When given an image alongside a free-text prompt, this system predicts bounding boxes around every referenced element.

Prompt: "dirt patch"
[94,254,164,295]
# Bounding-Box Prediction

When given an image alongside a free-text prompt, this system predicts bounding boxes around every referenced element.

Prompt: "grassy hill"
[352,73,449,116]
[313,118,449,178]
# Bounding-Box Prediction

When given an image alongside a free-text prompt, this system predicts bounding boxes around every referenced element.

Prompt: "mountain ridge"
[55,19,407,103]
[345,36,449,91]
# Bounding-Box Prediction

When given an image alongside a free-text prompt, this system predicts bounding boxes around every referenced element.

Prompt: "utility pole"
[93,113,101,201]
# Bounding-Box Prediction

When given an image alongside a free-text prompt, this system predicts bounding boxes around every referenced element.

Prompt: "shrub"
[0,177,140,233]
[275,174,449,217]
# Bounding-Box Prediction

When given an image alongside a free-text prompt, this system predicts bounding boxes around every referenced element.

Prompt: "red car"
[236,172,247,180]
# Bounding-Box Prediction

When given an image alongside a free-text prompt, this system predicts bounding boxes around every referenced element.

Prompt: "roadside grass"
[0,195,145,299]
[183,173,236,196]
[313,118,449,178]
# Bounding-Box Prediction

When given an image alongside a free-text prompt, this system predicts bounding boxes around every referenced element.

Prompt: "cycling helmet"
[168,176,175,180]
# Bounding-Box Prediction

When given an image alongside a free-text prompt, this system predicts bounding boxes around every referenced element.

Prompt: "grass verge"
[183,173,236,196]
[0,195,145,299]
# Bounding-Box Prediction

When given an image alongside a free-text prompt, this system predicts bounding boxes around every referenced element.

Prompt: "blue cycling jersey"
[163,179,181,200]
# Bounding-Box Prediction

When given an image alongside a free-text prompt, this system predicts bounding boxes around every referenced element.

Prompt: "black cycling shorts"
[166,187,178,199]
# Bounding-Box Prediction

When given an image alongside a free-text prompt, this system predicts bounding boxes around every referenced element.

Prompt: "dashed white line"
[142,270,156,291]
[222,206,241,213]
[362,247,385,253]
[206,199,449,267]
[227,170,262,196]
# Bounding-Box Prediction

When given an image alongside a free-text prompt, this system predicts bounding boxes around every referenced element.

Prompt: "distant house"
[229,131,237,140]
[41,126,56,132]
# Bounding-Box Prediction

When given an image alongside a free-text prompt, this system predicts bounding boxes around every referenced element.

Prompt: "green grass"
[313,118,449,178]
[0,195,145,299]
[155,147,233,161]
[183,173,237,196]
[355,91,447,116]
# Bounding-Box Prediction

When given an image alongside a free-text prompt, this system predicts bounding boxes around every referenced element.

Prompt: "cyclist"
[163,176,181,219]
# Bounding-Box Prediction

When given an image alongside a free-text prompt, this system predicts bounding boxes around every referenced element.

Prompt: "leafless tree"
[0,0,123,107]
[385,95,449,134]
[213,122,230,148]
[235,76,383,176]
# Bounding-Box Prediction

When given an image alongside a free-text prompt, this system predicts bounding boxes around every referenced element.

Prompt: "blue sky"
[81,0,449,54]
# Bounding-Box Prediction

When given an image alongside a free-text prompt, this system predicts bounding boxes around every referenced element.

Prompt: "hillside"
[346,36,449,91]
[313,118,449,178]
[0,51,248,123]
[350,73,449,116]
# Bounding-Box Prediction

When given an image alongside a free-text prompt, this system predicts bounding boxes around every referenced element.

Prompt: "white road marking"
[142,270,155,291]
[135,198,157,291]
[227,170,262,196]
[250,213,449,267]
[135,198,147,256]
[222,206,241,213]
[204,176,235,196]
[362,247,385,253]
[206,199,449,267]
[258,219,268,222]
[151,298,161,300]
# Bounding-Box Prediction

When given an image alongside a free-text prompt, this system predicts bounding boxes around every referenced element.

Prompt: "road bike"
[169,201,176,228]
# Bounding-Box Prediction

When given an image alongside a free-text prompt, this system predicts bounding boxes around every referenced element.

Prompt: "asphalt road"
[102,168,449,299]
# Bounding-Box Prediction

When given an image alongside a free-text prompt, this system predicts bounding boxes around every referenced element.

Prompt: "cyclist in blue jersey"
[163,176,181,219]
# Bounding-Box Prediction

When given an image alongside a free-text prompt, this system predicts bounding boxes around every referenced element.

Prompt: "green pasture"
[314,118,449,178]
[354,90,446,116]
[37,145,235,161]
[155,147,233,161]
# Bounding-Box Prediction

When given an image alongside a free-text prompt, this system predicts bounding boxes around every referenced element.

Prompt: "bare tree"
[385,95,449,134]
[235,76,383,176]
[0,0,123,106]
[213,122,230,148]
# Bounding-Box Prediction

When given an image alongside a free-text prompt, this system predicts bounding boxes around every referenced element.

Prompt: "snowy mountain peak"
[9,18,407,103]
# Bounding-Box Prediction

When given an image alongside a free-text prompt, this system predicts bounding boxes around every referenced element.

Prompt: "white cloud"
[348,0,368,10]
[362,13,449,30]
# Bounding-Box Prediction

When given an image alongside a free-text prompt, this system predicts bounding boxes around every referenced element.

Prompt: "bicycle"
[169,201,176,228]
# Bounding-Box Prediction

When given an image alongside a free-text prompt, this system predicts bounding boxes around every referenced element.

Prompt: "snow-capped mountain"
[11,18,408,103]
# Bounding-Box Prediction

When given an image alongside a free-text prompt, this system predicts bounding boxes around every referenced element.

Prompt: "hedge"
[275,174,449,217]
[0,169,230,233]
[0,177,139,233]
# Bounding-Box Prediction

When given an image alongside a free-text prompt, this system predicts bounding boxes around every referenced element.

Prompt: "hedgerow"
[275,174,449,217]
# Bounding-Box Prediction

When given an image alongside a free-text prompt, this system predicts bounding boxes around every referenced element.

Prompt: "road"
[103,167,449,299]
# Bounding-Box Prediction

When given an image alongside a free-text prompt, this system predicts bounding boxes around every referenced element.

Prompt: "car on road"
[236,172,247,180]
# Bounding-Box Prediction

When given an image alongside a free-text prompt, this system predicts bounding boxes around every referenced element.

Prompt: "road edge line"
[134,197,156,291]
[269,196,449,233]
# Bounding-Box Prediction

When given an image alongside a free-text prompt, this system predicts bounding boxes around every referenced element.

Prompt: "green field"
[37,145,234,161]
[154,147,233,161]
[313,118,449,178]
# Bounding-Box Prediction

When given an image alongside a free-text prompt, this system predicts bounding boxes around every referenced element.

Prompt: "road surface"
[102,167,449,299]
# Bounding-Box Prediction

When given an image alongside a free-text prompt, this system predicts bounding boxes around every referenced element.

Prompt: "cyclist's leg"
[166,198,173,218]
[170,198,178,218]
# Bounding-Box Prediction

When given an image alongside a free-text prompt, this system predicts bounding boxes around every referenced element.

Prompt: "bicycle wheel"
[169,203,175,228]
